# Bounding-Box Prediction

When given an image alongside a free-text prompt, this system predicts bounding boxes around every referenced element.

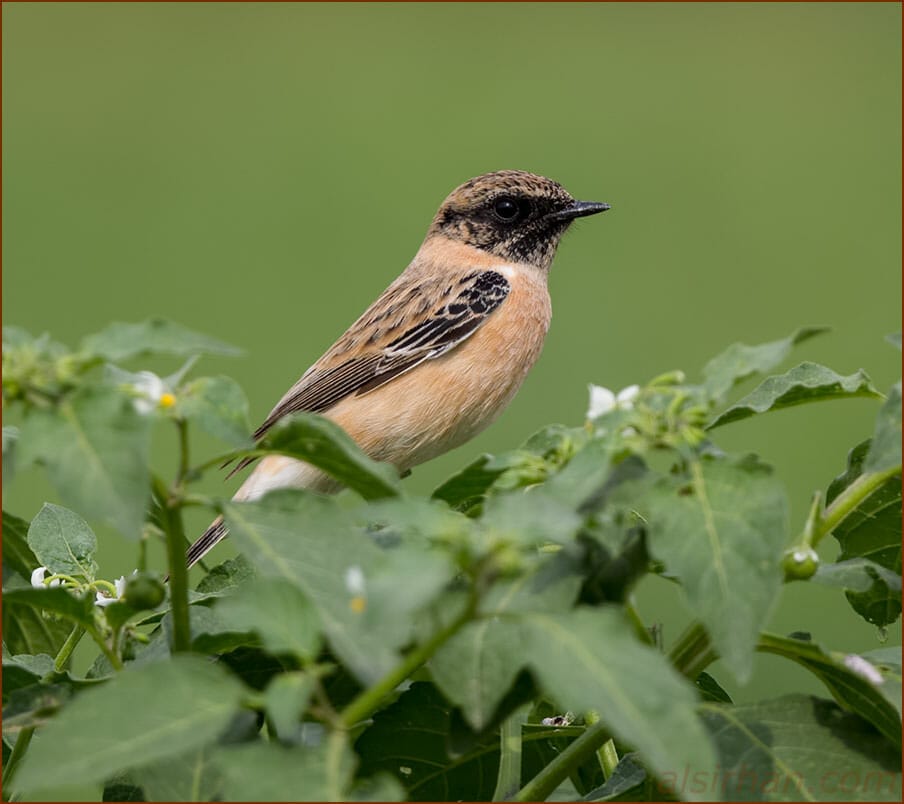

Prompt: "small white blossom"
[843,654,883,686]
[617,385,640,406]
[130,371,171,415]
[94,571,136,608]
[344,565,366,596]
[30,566,61,589]
[587,384,641,420]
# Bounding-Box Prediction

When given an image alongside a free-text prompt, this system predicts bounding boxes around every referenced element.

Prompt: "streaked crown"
[429,170,608,270]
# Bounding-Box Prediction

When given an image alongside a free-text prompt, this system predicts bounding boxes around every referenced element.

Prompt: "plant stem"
[339,604,473,729]
[52,624,85,673]
[800,490,823,549]
[599,738,620,781]
[153,474,191,653]
[513,719,611,802]
[624,598,655,646]
[86,624,124,671]
[813,464,901,549]
[3,727,35,794]
[492,705,529,801]
[667,620,717,679]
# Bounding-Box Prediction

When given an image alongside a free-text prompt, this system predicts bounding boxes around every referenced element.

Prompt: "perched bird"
[186,170,609,567]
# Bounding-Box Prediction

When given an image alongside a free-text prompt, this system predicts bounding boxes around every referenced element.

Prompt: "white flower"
[30,566,61,589]
[843,654,883,686]
[94,571,135,608]
[130,371,173,415]
[344,565,366,596]
[587,384,641,420]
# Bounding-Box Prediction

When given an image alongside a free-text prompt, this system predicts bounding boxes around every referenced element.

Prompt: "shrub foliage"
[2,321,901,801]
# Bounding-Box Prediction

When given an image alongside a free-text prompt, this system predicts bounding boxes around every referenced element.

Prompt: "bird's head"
[428,170,609,271]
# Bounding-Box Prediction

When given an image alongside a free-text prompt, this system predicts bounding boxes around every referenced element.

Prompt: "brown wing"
[251,269,510,440]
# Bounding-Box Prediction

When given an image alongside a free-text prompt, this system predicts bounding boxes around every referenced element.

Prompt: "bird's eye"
[492,196,522,222]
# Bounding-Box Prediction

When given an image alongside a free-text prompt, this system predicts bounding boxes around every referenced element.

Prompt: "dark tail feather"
[186,516,229,568]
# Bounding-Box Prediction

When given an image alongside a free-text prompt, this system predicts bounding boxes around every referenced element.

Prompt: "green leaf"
[813,559,902,626]
[708,362,882,429]
[176,376,252,448]
[18,385,151,538]
[758,634,902,750]
[639,456,788,681]
[431,454,506,510]
[698,695,901,801]
[2,681,73,736]
[215,577,321,661]
[520,608,717,799]
[1,579,74,657]
[695,672,733,704]
[3,426,17,489]
[80,319,242,362]
[2,651,55,701]
[2,587,96,628]
[582,753,648,801]
[813,558,902,595]
[256,413,400,500]
[860,647,902,720]
[27,503,98,580]
[163,605,256,655]
[355,681,502,801]
[702,326,829,400]
[2,510,38,580]
[216,740,353,802]
[865,381,902,474]
[13,655,246,794]
[224,491,451,684]
[481,490,583,547]
[263,672,316,741]
[431,567,581,730]
[827,442,901,626]
[193,555,256,600]
[133,747,223,802]
[349,773,407,802]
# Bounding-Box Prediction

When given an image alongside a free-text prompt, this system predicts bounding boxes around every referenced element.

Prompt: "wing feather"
[250,270,511,441]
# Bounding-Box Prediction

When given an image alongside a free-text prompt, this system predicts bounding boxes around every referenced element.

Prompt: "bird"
[185,170,609,567]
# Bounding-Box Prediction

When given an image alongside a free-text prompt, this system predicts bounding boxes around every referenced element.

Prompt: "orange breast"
[328,265,551,470]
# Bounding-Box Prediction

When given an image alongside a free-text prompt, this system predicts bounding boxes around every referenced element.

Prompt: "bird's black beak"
[549,200,611,222]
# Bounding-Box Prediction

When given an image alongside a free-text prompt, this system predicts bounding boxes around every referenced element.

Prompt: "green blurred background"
[3,1,901,712]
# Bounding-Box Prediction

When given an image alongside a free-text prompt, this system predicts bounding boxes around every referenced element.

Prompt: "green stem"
[324,729,351,801]
[153,474,191,653]
[492,705,529,801]
[599,738,620,781]
[3,727,35,794]
[52,624,85,673]
[667,620,717,679]
[624,598,655,646]
[800,490,823,549]
[513,719,611,802]
[86,624,124,671]
[813,464,901,548]
[339,604,473,729]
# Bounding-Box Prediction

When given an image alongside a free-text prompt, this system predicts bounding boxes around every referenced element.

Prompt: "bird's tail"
[186,516,229,569]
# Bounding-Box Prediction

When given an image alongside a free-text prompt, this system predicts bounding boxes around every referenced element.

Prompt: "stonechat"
[187,170,609,566]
